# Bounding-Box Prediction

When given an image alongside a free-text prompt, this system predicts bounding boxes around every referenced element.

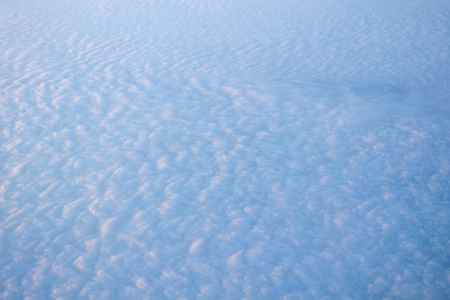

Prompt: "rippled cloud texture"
[1,0,450,299]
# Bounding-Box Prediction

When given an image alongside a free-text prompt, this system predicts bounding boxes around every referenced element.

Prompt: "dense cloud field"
[1,0,450,299]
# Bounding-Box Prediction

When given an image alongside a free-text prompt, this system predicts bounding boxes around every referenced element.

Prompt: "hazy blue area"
[1,0,449,299]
